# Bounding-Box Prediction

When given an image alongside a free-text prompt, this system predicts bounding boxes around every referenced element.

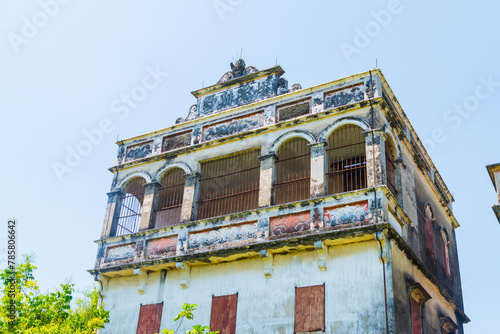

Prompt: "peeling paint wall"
[390,242,462,334]
[100,241,388,334]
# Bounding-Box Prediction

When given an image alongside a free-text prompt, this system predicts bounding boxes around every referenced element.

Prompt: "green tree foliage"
[0,256,109,333]
[157,303,218,334]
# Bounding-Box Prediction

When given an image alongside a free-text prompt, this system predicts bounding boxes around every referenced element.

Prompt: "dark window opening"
[155,168,185,228]
[385,139,398,198]
[424,204,435,256]
[327,125,367,194]
[197,149,260,220]
[274,137,311,205]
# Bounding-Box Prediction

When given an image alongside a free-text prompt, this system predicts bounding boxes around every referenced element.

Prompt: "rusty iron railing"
[155,168,185,228]
[274,138,311,204]
[197,148,260,220]
[326,125,367,194]
[115,177,145,236]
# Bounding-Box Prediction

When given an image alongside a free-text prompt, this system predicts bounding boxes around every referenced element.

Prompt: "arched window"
[274,137,311,204]
[116,177,146,236]
[326,125,366,194]
[198,148,260,220]
[155,168,185,228]
[441,228,451,276]
[385,138,398,198]
[424,204,434,256]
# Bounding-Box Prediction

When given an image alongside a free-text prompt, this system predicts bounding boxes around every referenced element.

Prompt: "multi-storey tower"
[90,60,468,333]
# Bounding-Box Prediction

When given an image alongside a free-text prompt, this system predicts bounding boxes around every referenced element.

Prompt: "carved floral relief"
[323,202,369,227]
[202,112,264,141]
[270,212,311,236]
[188,222,258,249]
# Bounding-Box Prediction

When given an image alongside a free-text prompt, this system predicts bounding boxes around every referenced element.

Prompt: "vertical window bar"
[116,177,146,236]
[326,125,367,195]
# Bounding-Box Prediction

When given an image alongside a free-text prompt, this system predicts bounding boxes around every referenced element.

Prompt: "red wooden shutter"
[294,284,325,333]
[410,298,422,334]
[136,302,163,334]
[210,294,238,334]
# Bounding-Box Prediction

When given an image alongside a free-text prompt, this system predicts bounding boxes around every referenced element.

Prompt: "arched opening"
[197,148,260,220]
[155,168,185,228]
[116,177,146,236]
[274,137,311,204]
[326,125,366,194]
[385,138,398,199]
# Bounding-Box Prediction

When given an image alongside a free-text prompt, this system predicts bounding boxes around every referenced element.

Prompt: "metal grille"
[274,138,311,204]
[385,141,398,198]
[197,148,260,220]
[326,125,367,194]
[116,177,145,236]
[155,168,185,228]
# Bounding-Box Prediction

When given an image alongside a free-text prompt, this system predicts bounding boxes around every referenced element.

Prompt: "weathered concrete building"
[486,163,500,223]
[90,60,469,333]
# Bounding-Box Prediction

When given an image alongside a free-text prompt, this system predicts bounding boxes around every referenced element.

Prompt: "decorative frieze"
[146,236,178,257]
[323,202,369,227]
[202,112,264,142]
[276,99,311,122]
[105,243,136,262]
[125,141,153,162]
[197,75,280,116]
[324,82,365,109]
[270,212,311,236]
[188,221,259,249]
[162,131,191,152]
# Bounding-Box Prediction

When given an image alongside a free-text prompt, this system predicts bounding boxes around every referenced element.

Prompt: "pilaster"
[308,142,327,198]
[258,153,277,207]
[364,129,386,187]
[180,172,201,222]
[101,189,123,238]
[138,181,162,232]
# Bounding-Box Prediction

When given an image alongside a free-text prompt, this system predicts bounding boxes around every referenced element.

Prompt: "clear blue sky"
[1,1,498,331]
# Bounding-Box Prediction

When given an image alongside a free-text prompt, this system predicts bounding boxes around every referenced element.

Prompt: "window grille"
[327,125,367,194]
[197,148,260,220]
[274,138,311,205]
[116,177,145,236]
[155,168,185,228]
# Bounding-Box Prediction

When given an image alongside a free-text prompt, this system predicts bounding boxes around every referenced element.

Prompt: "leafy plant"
[0,255,109,333]
[158,303,218,334]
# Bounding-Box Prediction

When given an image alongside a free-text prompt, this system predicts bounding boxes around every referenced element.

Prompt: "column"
[100,189,122,239]
[363,129,386,187]
[138,181,162,231]
[308,142,327,198]
[180,172,201,223]
[258,153,277,207]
